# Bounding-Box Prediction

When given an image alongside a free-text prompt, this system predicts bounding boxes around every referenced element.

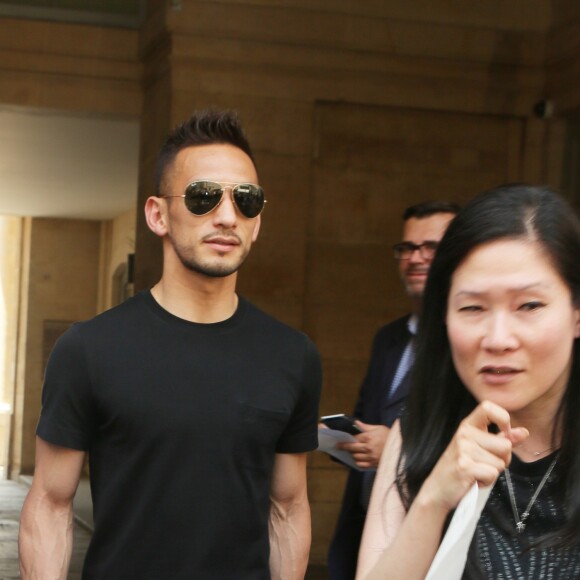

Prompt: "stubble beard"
[171,237,249,278]
[402,265,429,302]
[403,278,426,302]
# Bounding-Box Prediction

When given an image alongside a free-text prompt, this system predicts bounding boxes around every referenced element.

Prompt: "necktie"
[388,337,415,399]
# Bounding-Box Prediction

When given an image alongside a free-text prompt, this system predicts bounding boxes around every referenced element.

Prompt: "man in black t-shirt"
[19,110,322,579]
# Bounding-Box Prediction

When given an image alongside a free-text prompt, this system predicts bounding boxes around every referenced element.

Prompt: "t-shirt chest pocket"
[234,402,289,472]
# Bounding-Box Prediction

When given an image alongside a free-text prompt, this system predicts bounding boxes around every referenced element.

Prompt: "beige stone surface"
[98,209,137,312]
[0,218,22,473]
[12,219,100,474]
[0,18,141,115]
[310,495,350,563]
[185,0,551,31]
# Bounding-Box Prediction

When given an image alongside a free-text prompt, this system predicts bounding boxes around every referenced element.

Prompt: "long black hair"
[397,183,580,551]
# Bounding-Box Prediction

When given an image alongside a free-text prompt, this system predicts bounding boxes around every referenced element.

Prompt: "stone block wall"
[12,218,100,475]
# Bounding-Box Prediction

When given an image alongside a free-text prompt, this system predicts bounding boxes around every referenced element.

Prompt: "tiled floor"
[1,478,329,579]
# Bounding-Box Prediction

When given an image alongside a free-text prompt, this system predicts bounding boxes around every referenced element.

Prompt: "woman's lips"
[479,366,522,383]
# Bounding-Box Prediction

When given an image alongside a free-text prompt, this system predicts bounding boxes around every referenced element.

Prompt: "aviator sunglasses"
[159,180,266,219]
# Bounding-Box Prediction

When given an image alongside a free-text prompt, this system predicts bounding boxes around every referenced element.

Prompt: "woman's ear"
[144,196,168,237]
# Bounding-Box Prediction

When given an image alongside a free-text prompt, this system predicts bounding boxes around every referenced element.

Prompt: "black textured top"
[473,451,580,579]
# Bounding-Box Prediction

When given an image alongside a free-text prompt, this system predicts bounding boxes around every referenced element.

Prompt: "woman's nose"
[480,313,519,352]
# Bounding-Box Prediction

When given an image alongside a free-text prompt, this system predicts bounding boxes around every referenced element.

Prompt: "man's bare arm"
[19,437,86,580]
[269,453,311,580]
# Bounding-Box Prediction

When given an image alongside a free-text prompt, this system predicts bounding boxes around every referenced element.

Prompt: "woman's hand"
[418,400,529,512]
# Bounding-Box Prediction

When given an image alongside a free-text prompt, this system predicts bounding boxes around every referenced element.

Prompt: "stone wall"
[0,217,22,476]
[0,17,140,115]
[11,218,100,475]
[98,208,137,312]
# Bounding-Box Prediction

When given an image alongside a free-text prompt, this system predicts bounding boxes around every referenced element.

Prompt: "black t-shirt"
[37,291,322,579]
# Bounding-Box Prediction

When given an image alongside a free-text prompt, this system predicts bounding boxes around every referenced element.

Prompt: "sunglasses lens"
[233,184,265,218]
[184,181,223,215]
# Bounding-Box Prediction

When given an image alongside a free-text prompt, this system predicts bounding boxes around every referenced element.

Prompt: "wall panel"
[305,102,525,562]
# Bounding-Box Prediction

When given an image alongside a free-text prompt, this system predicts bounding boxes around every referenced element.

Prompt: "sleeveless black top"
[473,451,580,579]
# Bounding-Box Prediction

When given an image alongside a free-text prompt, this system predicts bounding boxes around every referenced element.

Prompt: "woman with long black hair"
[356,184,580,579]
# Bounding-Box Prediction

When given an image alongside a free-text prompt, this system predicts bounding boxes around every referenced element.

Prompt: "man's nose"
[408,246,425,263]
[212,188,237,226]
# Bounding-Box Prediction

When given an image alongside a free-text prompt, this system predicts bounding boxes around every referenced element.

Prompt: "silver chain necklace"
[516,443,556,457]
[504,454,558,533]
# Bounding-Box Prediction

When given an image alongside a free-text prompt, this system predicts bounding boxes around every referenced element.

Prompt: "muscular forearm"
[269,498,311,580]
[19,491,74,580]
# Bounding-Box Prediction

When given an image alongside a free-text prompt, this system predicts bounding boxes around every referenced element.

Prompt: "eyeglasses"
[393,241,439,261]
[159,180,266,219]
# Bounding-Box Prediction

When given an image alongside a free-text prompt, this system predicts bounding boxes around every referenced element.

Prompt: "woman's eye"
[458,305,482,313]
[519,301,545,312]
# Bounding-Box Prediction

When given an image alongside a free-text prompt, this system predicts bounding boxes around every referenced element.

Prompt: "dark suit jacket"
[328,315,413,580]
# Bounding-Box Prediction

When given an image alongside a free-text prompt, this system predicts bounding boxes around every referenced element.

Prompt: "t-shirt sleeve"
[36,324,95,451]
[276,335,322,453]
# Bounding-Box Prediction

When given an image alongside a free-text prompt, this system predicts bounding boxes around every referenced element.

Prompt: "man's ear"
[144,196,168,237]
[251,215,261,242]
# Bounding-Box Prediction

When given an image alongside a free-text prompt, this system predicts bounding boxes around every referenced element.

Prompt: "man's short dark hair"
[402,200,461,221]
[155,109,255,196]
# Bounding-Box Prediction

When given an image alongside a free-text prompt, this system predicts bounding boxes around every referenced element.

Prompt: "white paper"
[426,483,493,580]
[317,427,370,471]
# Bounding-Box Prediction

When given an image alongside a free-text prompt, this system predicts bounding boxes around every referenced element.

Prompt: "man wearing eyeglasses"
[327,200,459,580]
[20,110,322,579]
